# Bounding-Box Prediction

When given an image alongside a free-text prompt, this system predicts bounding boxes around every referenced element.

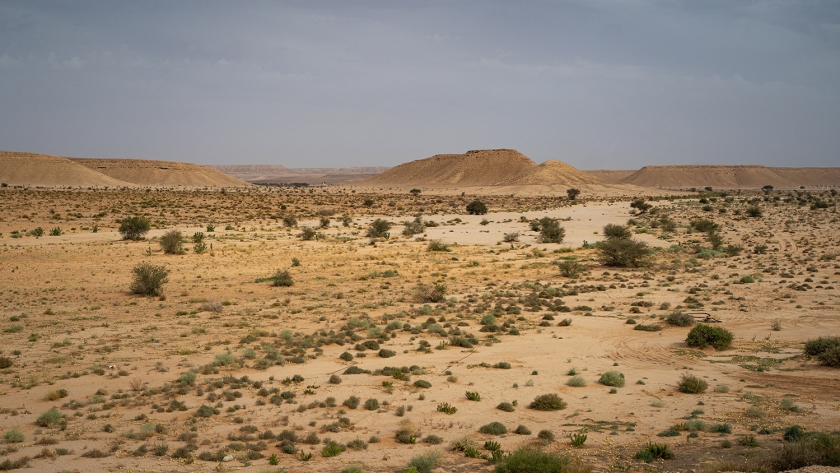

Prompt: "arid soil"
[0,185,838,473]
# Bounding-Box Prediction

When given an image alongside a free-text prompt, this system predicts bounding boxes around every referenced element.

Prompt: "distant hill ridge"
[362,149,608,189]
[0,151,249,187]
[616,164,840,189]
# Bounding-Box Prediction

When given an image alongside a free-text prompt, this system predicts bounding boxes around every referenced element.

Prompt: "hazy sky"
[2,1,839,168]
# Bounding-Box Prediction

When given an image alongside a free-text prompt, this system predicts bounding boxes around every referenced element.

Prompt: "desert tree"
[466,200,488,215]
[119,216,151,241]
[566,188,581,200]
[630,199,652,214]
[366,219,392,238]
[537,217,565,243]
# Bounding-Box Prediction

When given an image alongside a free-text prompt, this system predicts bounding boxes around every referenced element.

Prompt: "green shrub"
[537,218,565,243]
[465,391,481,401]
[0,357,12,369]
[667,311,695,327]
[321,441,345,457]
[557,260,586,278]
[366,219,392,238]
[494,447,570,473]
[496,402,515,412]
[599,371,625,387]
[537,430,555,442]
[36,408,64,428]
[427,240,451,252]
[686,324,733,350]
[413,380,431,389]
[783,425,805,442]
[3,429,23,443]
[598,237,649,267]
[342,466,364,473]
[466,200,488,215]
[635,443,674,462]
[129,262,169,296]
[176,371,197,385]
[710,423,732,434]
[159,230,184,254]
[343,396,360,409]
[603,224,632,240]
[364,398,380,411]
[569,431,587,447]
[272,270,293,287]
[529,393,566,411]
[300,227,316,240]
[404,451,441,473]
[678,374,708,394]
[566,376,586,387]
[634,324,662,332]
[803,336,840,367]
[479,422,508,435]
[119,216,151,240]
[194,405,219,417]
[513,425,531,435]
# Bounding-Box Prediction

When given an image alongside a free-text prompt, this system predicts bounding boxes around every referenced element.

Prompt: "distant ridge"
[617,165,840,189]
[499,160,607,187]
[71,158,248,187]
[0,151,249,187]
[364,149,537,187]
[584,170,636,183]
[0,151,129,187]
[212,164,389,185]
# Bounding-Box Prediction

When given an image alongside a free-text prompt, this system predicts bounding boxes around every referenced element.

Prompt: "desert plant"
[129,262,169,296]
[402,216,425,236]
[686,324,733,350]
[666,310,695,327]
[803,336,840,367]
[496,402,515,412]
[678,374,708,394]
[494,447,570,473]
[3,429,23,443]
[569,431,587,447]
[0,357,12,369]
[300,227,316,240]
[427,240,451,252]
[599,237,649,267]
[321,441,345,457]
[366,219,392,238]
[465,391,481,401]
[343,396,360,409]
[603,223,632,240]
[36,408,64,428]
[502,232,520,242]
[273,270,294,287]
[159,230,183,254]
[529,393,566,411]
[537,430,555,443]
[364,398,380,410]
[635,443,674,462]
[599,371,625,387]
[437,403,457,414]
[537,218,565,243]
[567,188,581,200]
[119,216,151,240]
[566,376,586,387]
[630,199,652,214]
[404,450,441,473]
[282,215,297,227]
[466,200,488,215]
[415,282,446,303]
[557,260,586,278]
[479,422,508,435]
[513,425,531,435]
[746,206,763,218]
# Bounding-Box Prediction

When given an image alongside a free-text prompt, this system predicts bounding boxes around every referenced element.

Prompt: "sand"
[0,184,838,472]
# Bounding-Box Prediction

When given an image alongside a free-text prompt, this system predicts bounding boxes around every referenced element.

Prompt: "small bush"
[496,402,515,412]
[366,219,392,238]
[0,357,13,369]
[466,200,488,215]
[666,311,695,327]
[300,227,316,240]
[415,283,446,303]
[159,230,184,254]
[557,260,585,278]
[427,240,451,252]
[529,393,566,411]
[378,349,396,358]
[598,237,649,267]
[119,216,151,240]
[321,441,345,457]
[678,374,708,394]
[328,374,341,385]
[3,429,24,443]
[783,425,805,442]
[494,447,570,473]
[343,396,360,409]
[635,443,674,462]
[686,324,733,350]
[36,408,64,428]
[803,336,840,367]
[513,425,531,435]
[537,430,555,442]
[413,380,431,389]
[566,376,586,387]
[364,398,380,411]
[130,262,169,297]
[569,431,587,447]
[537,218,565,243]
[465,391,481,401]
[273,270,294,287]
[479,422,508,435]
[405,450,441,473]
[710,423,732,434]
[603,224,632,240]
[599,371,625,387]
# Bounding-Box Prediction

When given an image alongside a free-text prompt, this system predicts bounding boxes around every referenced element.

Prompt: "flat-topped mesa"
[620,164,798,189]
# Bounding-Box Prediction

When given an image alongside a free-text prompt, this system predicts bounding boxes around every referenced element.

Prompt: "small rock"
[222,455,233,462]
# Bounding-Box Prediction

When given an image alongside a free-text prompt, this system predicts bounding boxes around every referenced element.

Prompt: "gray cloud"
[1,0,838,168]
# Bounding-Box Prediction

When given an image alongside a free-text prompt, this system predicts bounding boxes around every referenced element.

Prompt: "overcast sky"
[1,1,839,168]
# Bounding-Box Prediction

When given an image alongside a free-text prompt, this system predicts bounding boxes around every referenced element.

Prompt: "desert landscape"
[0,150,839,473]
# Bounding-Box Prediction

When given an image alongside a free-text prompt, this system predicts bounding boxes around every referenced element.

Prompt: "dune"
[0,151,130,187]
[363,149,538,187]
[620,165,797,189]
[70,158,249,187]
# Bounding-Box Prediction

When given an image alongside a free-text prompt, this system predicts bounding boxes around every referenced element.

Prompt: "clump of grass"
[599,371,625,387]
[496,402,515,412]
[404,450,441,473]
[529,393,566,411]
[427,240,451,252]
[635,443,674,462]
[678,374,708,394]
[36,408,64,428]
[494,447,570,472]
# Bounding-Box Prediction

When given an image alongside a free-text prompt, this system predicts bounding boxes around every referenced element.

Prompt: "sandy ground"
[0,187,838,473]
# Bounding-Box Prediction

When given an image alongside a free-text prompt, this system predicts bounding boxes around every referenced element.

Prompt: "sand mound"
[585,170,636,183]
[0,151,130,187]
[769,167,840,187]
[620,165,797,189]
[71,158,249,187]
[364,149,538,187]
